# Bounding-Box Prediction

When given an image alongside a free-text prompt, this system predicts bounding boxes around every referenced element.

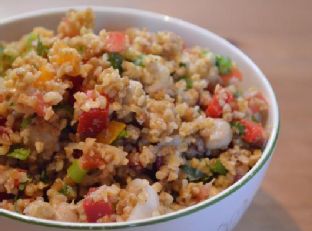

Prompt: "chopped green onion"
[75,45,85,55]
[26,33,38,51]
[36,37,49,57]
[210,159,228,175]
[201,50,209,57]
[67,160,87,183]
[108,53,123,73]
[117,129,128,139]
[251,114,262,123]
[8,148,31,160]
[134,55,144,67]
[18,181,28,191]
[59,184,75,197]
[234,91,242,98]
[215,55,232,75]
[0,44,16,75]
[180,76,193,89]
[20,115,34,129]
[180,164,211,182]
[179,62,187,67]
[231,121,245,136]
[25,33,49,57]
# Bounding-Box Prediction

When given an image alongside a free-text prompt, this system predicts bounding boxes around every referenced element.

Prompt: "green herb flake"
[234,91,242,98]
[210,159,228,175]
[201,50,209,57]
[180,76,193,89]
[134,55,145,67]
[7,148,31,160]
[36,37,49,57]
[231,121,245,136]
[117,129,128,139]
[76,45,85,55]
[179,62,187,67]
[215,55,232,75]
[18,181,28,191]
[251,114,261,123]
[59,184,75,197]
[108,52,123,73]
[180,164,211,182]
[67,160,87,183]
[0,44,16,75]
[26,33,38,50]
[20,115,34,129]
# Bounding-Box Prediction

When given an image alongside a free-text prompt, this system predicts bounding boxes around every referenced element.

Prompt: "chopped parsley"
[36,37,49,57]
[20,115,35,129]
[18,181,28,191]
[133,55,144,67]
[179,76,193,89]
[75,45,85,55]
[7,148,31,160]
[25,33,49,57]
[215,55,233,75]
[231,121,246,136]
[180,164,211,182]
[108,52,123,73]
[59,184,75,197]
[210,159,228,175]
[117,129,128,139]
[179,62,187,67]
[251,114,261,123]
[0,44,16,75]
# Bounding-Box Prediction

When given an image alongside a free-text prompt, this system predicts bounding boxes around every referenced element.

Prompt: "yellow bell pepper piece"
[97,121,126,144]
[34,64,55,86]
[50,42,81,76]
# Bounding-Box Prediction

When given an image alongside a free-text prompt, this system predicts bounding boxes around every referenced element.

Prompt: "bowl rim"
[0,6,280,229]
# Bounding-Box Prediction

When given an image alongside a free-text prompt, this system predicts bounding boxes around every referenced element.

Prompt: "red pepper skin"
[83,198,113,222]
[240,119,265,145]
[77,107,109,138]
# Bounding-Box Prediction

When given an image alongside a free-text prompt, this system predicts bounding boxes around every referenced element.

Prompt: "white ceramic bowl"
[0,6,279,231]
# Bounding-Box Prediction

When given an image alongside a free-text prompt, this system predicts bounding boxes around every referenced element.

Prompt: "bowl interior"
[0,6,279,228]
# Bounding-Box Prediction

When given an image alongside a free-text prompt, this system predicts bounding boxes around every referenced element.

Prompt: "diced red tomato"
[197,183,211,202]
[71,76,84,92]
[0,117,6,126]
[221,67,243,84]
[35,93,45,117]
[81,153,103,170]
[0,192,14,201]
[68,76,84,104]
[83,198,113,222]
[14,179,19,188]
[205,91,233,118]
[104,32,126,53]
[77,107,109,138]
[240,119,265,145]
